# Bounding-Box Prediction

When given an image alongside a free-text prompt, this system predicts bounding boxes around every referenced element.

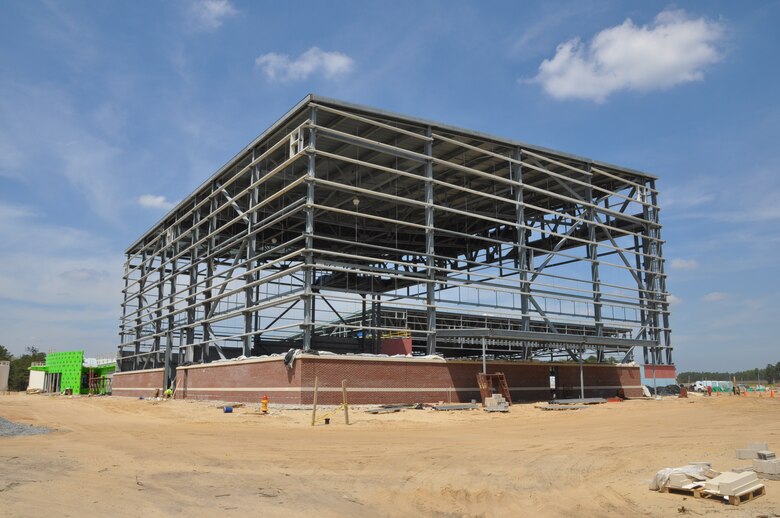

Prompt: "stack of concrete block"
[705,471,763,496]
[752,450,780,475]
[736,442,768,459]
[484,393,509,412]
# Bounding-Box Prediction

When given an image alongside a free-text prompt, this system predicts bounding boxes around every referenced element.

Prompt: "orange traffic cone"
[743,389,747,397]
[771,388,775,398]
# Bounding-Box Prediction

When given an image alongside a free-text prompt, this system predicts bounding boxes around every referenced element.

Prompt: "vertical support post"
[650,180,672,364]
[164,237,177,390]
[360,294,367,353]
[119,262,130,372]
[585,163,603,361]
[244,156,259,357]
[134,248,148,370]
[154,246,165,368]
[579,346,585,399]
[513,148,530,358]
[641,181,659,363]
[369,295,374,353]
[375,295,382,354]
[481,336,487,375]
[310,375,319,426]
[186,210,200,363]
[633,233,649,364]
[341,379,350,425]
[424,127,436,355]
[202,194,216,363]
[638,183,654,365]
[303,107,317,352]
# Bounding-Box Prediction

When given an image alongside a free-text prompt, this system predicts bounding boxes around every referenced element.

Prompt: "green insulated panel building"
[29,350,115,394]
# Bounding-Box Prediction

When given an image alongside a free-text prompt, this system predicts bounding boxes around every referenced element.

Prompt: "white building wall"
[27,369,45,391]
[0,361,9,391]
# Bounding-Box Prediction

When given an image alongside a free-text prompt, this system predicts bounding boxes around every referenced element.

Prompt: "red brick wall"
[300,358,459,405]
[114,357,642,404]
[112,369,165,397]
[178,358,303,404]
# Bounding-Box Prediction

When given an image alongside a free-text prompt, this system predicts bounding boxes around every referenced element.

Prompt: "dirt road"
[1,393,778,517]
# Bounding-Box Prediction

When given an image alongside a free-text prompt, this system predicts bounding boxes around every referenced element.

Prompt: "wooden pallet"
[727,485,766,506]
[662,484,766,506]
[661,486,705,498]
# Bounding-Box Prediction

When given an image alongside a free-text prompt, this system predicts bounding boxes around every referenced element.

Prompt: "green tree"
[0,344,12,362]
[8,346,45,391]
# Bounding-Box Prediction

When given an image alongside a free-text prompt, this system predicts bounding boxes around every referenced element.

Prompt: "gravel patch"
[0,416,51,437]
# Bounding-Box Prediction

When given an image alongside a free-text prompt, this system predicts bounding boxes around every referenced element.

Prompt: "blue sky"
[0,1,778,371]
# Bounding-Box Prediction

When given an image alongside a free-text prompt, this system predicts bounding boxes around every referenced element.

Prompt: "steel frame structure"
[117,95,671,386]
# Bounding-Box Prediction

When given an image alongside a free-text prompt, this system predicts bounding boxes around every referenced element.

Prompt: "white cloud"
[667,294,682,305]
[528,9,724,102]
[703,291,727,302]
[670,258,699,271]
[138,194,176,210]
[189,0,237,30]
[256,47,354,82]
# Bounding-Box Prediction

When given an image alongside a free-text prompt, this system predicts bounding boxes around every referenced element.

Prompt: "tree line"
[677,361,780,385]
[0,344,46,391]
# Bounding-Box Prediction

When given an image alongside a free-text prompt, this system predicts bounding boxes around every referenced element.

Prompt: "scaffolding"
[117,95,671,387]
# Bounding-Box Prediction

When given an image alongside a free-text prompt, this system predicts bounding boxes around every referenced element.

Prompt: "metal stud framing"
[117,95,671,381]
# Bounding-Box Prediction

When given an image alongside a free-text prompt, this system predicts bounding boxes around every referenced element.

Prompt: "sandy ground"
[1,393,779,517]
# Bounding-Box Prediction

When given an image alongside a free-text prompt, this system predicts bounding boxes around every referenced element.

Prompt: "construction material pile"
[736,442,780,478]
[650,462,766,506]
[483,393,509,412]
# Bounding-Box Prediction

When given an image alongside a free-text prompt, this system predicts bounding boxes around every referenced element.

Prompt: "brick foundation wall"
[177,358,304,404]
[119,355,642,404]
[112,368,165,397]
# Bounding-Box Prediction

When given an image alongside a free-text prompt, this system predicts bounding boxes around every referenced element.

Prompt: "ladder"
[476,372,512,406]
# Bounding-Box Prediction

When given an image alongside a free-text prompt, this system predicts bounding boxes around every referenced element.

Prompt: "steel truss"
[117,95,671,384]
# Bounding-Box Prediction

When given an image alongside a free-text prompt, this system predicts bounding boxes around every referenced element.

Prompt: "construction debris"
[365,403,422,414]
[431,403,480,411]
[537,404,589,411]
[549,397,607,405]
[550,397,607,405]
[652,462,766,506]
[650,463,710,491]
[366,407,402,414]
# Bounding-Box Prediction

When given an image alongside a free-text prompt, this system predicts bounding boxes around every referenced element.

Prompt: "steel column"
[425,126,436,355]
